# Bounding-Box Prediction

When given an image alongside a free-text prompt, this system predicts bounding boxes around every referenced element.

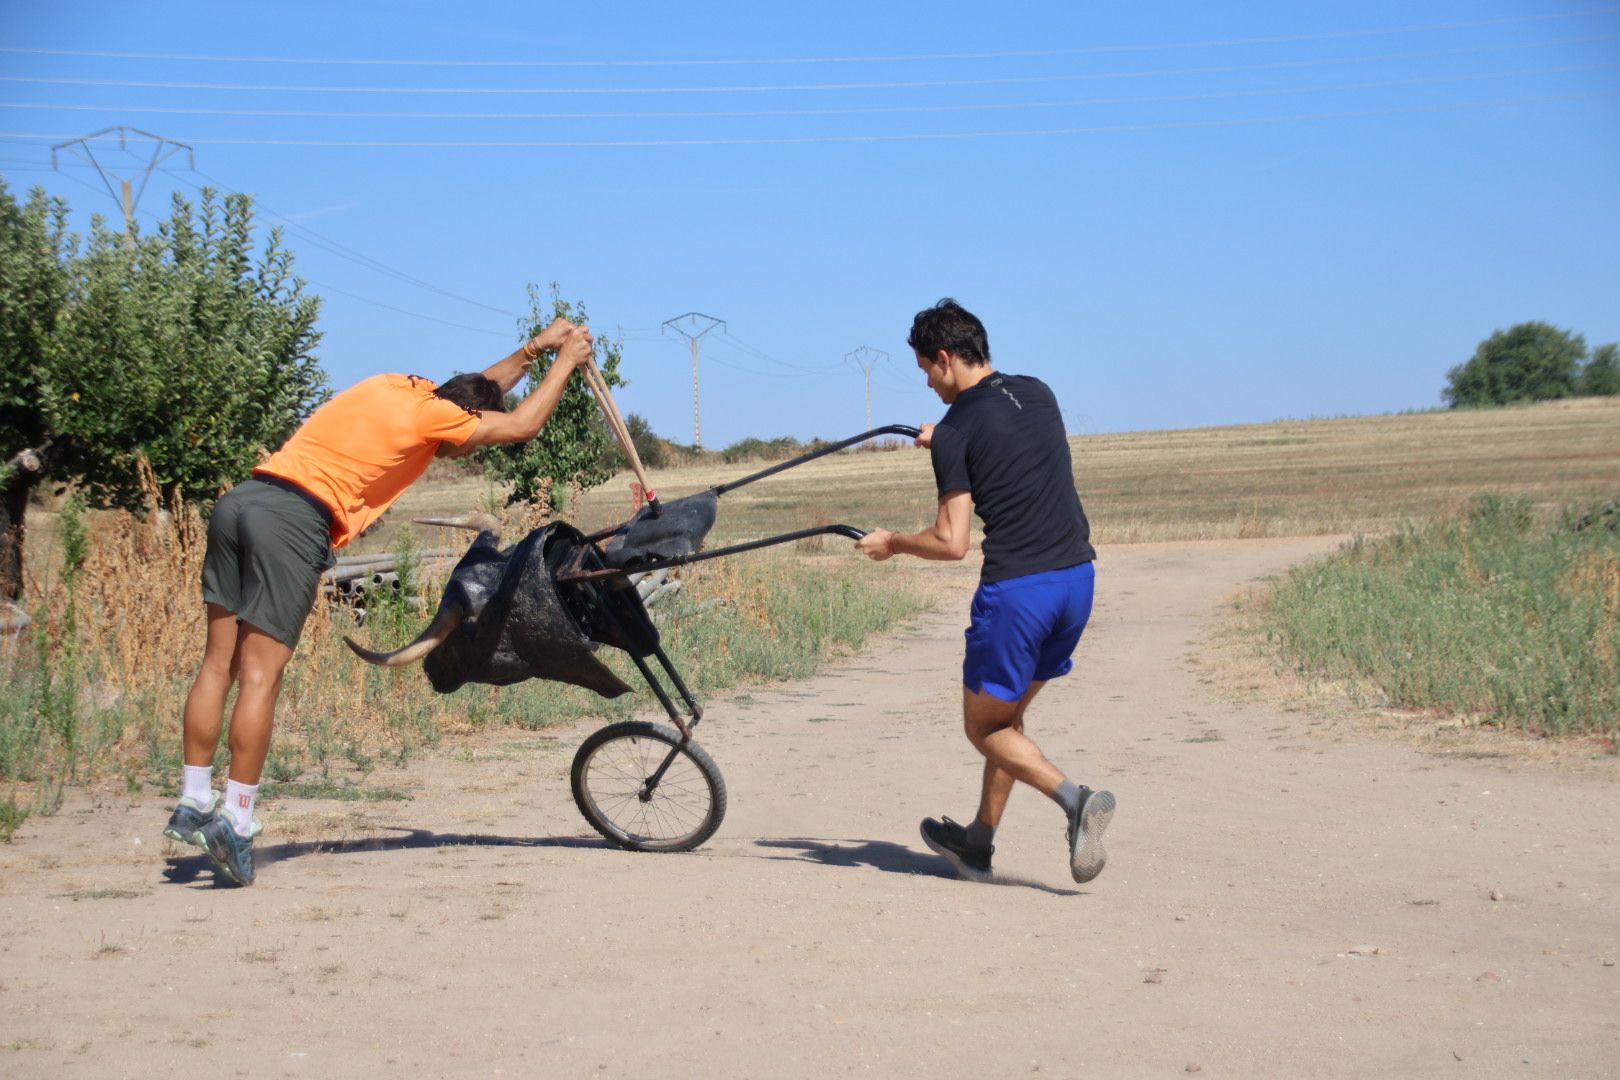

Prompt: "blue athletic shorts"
[963,561,1095,702]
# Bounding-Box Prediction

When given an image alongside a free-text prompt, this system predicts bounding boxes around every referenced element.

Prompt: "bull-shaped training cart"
[347,424,921,853]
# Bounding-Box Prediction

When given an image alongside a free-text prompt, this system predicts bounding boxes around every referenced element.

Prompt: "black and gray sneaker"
[162,795,217,849]
[920,816,994,882]
[1067,787,1115,884]
[195,814,263,887]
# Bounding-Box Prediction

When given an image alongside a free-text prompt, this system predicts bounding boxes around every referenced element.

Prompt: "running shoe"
[195,814,263,887]
[162,794,217,848]
[920,816,994,882]
[1067,787,1115,884]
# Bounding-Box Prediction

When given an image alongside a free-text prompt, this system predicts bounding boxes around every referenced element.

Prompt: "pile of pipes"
[322,548,462,601]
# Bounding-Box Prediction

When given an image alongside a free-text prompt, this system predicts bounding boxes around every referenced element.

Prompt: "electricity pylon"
[662,312,725,449]
[52,127,194,247]
[846,346,888,431]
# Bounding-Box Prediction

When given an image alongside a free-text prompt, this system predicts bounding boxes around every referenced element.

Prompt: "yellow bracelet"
[523,339,540,360]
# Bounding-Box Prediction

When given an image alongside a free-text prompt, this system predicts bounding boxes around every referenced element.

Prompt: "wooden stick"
[580,358,660,512]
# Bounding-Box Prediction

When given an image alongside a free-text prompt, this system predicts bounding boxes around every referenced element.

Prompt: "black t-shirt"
[930,372,1095,583]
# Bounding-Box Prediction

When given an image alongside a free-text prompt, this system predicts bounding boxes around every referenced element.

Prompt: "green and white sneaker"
[195,814,264,886]
[162,794,218,848]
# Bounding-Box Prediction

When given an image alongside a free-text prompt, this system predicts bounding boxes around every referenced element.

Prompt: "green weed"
[1263,495,1620,735]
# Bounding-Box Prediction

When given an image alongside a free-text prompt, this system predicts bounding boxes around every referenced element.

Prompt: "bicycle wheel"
[570,721,727,852]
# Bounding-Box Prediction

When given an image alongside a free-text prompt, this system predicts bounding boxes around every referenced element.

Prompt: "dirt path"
[3,538,1616,1079]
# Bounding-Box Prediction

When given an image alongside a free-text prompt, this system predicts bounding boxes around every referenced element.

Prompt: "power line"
[0,8,1611,67]
[3,64,1607,123]
[295,278,509,336]
[702,351,820,379]
[22,164,507,336]
[717,333,840,373]
[1,37,1608,96]
[153,164,526,321]
[3,89,1610,148]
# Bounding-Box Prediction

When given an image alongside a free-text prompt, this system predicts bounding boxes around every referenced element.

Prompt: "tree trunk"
[2,442,52,604]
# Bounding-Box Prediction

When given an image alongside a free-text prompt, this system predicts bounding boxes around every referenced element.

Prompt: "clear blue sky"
[3,2,1616,447]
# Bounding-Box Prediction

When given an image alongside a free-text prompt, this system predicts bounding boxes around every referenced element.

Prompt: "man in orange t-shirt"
[167,319,594,885]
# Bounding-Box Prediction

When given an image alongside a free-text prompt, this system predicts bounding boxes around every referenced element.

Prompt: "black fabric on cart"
[603,490,720,569]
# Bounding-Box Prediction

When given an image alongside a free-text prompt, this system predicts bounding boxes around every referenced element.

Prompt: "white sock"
[181,765,214,809]
[223,779,259,835]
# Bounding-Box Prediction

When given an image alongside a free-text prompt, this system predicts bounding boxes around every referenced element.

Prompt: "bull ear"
[344,604,465,667]
[413,511,501,542]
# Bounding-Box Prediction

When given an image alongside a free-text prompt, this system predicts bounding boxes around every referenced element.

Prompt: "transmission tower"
[846,346,888,431]
[662,312,725,448]
[52,127,194,247]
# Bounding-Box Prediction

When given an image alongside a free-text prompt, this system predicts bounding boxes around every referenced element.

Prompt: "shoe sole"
[162,823,208,848]
[1070,790,1115,884]
[195,827,252,886]
[919,821,993,883]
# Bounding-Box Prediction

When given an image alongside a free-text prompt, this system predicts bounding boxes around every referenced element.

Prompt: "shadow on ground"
[162,829,1082,897]
[754,837,1081,896]
[162,828,608,887]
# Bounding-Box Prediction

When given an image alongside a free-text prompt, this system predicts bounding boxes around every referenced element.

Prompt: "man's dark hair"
[907,298,991,367]
[433,373,506,415]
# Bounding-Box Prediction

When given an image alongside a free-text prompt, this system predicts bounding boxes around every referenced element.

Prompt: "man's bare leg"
[972,681,1047,832]
[181,603,242,767]
[964,681,1114,883]
[193,622,292,886]
[920,682,1066,879]
[963,683,1065,803]
[224,624,294,787]
[167,604,244,844]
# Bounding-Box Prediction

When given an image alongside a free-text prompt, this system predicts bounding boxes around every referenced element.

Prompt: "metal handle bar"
[559,523,869,583]
[584,423,923,545]
[710,424,923,497]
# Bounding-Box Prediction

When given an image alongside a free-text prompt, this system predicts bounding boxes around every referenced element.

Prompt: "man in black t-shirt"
[856,299,1115,885]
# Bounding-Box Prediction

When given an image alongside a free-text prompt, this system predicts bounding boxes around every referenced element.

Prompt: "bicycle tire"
[570,721,727,852]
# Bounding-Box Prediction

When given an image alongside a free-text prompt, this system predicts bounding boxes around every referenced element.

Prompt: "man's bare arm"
[480,317,574,394]
[856,490,972,562]
[462,327,594,448]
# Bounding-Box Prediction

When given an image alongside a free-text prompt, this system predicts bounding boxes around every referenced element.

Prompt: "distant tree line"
[601,415,852,473]
[1444,321,1619,408]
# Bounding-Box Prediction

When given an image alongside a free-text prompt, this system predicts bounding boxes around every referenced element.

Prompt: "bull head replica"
[344,513,634,698]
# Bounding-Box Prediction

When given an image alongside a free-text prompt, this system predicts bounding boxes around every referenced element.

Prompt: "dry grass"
[8,395,1616,819]
[3,465,930,834]
[361,396,1620,554]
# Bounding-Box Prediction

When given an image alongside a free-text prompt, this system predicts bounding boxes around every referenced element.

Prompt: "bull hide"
[423,523,633,698]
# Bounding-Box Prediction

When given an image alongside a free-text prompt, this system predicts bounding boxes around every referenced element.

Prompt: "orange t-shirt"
[256,373,482,549]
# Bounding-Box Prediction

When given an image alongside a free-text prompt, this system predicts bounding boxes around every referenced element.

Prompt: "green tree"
[0,179,326,600]
[40,188,326,511]
[483,284,624,508]
[1579,343,1620,397]
[0,180,71,603]
[623,412,669,470]
[1443,321,1586,408]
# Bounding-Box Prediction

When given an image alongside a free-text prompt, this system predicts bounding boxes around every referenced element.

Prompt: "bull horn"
[413,511,501,542]
[343,604,466,667]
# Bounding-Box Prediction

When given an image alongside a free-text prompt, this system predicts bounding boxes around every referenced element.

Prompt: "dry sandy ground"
[2,537,1616,1079]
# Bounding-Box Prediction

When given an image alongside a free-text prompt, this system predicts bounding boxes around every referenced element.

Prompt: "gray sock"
[1054,779,1083,821]
[963,817,995,850]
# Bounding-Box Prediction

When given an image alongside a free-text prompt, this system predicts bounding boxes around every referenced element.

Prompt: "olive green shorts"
[201,478,335,649]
